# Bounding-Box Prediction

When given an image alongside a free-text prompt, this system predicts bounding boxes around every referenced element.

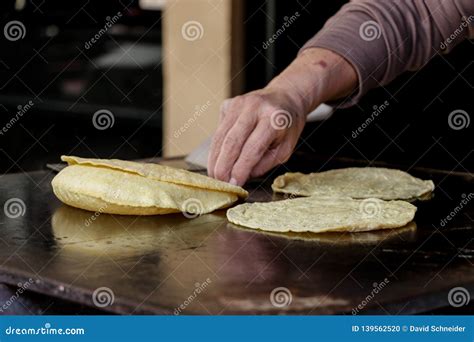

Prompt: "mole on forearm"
[314,60,328,68]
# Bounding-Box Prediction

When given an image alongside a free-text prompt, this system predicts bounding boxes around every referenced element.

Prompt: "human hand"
[208,88,306,186]
[207,48,358,186]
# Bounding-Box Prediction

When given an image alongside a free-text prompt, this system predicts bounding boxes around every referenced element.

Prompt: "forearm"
[302,0,474,107]
[264,47,358,116]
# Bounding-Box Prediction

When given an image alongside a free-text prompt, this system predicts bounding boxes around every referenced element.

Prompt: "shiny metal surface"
[0,160,473,314]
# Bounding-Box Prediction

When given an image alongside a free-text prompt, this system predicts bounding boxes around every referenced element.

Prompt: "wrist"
[264,47,357,116]
[262,82,309,118]
[265,49,330,116]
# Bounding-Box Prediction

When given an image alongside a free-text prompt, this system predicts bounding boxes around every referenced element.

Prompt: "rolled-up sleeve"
[301,0,474,107]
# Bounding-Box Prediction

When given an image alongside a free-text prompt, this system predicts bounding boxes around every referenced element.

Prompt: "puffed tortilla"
[272,167,434,201]
[52,156,248,215]
[226,196,417,233]
[62,155,247,198]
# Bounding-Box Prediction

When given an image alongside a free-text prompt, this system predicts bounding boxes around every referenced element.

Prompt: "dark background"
[0,0,472,174]
[0,0,163,172]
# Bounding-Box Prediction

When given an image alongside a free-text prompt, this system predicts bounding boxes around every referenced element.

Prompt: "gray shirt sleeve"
[300,0,474,107]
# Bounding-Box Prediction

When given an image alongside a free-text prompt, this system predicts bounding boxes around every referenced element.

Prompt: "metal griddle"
[0,156,473,314]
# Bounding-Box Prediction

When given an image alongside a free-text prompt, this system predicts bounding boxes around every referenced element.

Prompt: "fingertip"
[230,169,248,187]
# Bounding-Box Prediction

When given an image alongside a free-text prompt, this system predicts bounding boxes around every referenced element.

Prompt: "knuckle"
[241,93,267,111]
[234,116,254,129]
[252,142,268,155]
[210,134,225,152]
[220,98,232,111]
[220,98,239,119]
[246,93,264,104]
[230,95,244,108]
[262,106,280,121]
[234,153,253,169]
[222,134,239,149]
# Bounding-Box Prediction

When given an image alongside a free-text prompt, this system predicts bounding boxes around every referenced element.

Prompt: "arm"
[303,0,474,106]
[209,0,473,186]
[208,48,357,186]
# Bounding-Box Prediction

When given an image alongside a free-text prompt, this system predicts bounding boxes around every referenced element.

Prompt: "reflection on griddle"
[227,221,417,245]
[51,205,222,257]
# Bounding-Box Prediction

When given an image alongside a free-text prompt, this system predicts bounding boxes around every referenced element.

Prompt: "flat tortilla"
[226,196,417,233]
[52,156,247,215]
[272,167,434,201]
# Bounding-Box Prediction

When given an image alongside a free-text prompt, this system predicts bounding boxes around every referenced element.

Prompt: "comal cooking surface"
[0,157,473,314]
